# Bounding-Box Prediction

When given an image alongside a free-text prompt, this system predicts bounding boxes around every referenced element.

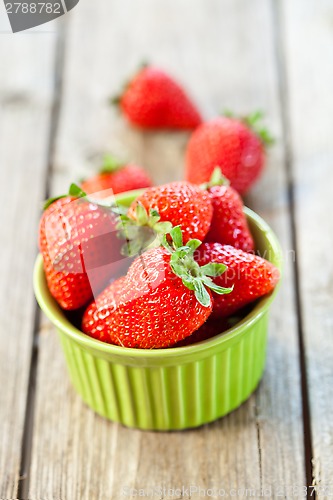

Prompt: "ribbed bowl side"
[58,312,269,430]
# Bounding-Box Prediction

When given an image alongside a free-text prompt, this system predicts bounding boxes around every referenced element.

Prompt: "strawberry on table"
[39,184,126,310]
[113,64,202,130]
[202,167,254,252]
[82,227,233,349]
[81,154,152,199]
[195,243,280,318]
[185,111,274,194]
[120,181,213,253]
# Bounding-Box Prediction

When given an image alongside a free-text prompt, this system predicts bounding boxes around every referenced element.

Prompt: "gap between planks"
[16,18,68,500]
[271,0,315,494]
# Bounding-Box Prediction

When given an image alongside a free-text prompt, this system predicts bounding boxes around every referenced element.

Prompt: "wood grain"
[0,33,57,499]
[28,0,306,498]
[282,0,333,494]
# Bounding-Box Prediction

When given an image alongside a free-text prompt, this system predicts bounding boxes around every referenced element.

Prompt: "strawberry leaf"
[43,183,88,210]
[122,239,142,257]
[43,195,67,210]
[167,230,233,307]
[117,205,173,256]
[43,182,120,212]
[245,110,263,126]
[222,110,274,147]
[135,202,149,225]
[257,127,275,146]
[201,167,230,190]
[202,276,234,295]
[100,154,124,174]
[69,183,87,198]
[154,221,173,234]
[186,239,201,252]
[243,111,274,147]
[200,262,227,277]
[193,280,211,307]
[182,277,195,290]
[170,261,189,279]
[223,109,234,118]
[170,226,183,249]
[161,234,174,254]
[148,209,161,226]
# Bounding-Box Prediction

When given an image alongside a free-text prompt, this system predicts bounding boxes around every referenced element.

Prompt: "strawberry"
[113,65,202,130]
[173,317,230,347]
[195,243,280,318]
[185,112,273,194]
[82,227,232,349]
[81,154,152,199]
[39,185,127,310]
[203,167,254,252]
[121,181,213,253]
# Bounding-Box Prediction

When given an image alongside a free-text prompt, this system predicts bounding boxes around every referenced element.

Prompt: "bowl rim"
[33,191,282,362]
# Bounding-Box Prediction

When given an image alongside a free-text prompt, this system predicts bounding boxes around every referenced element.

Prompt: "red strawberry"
[82,227,232,349]
[195,243,280,318]
[114,65,202,130]
[124,181,213,249]
[81,154,152,199]
[203,168,254,252]
[174,317,230,347]
[185,112,273,194]
[39,185,126,310]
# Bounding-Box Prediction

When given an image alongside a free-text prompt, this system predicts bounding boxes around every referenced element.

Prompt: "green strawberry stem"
[43,183,128,214]
[43,183,87,210]
[163,226,233,307]
[43,195,66,211]
[223,109,274,146]
[110,95,121,106]
[69,183,87,198]
[117,203,173,257]
[201,167,230,190]
[100,154,125,174]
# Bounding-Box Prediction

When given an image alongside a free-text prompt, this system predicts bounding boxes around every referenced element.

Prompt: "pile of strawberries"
[39,65,279,349]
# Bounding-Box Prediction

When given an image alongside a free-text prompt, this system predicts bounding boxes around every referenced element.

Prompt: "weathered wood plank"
[29,0,306,498]
[0,34,57,499]
[281,0,333,494]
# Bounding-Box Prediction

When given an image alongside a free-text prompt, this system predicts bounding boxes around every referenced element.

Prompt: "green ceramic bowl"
[33,190,282,430]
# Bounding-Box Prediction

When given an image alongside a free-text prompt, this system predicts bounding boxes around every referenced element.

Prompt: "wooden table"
[1,0,332,498]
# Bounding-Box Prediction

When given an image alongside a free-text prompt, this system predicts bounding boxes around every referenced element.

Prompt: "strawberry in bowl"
[81,154,152,199]
[82,227,232,349]
[39,184,130,310]
[202,167,255,252]
[34,185,281,430]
